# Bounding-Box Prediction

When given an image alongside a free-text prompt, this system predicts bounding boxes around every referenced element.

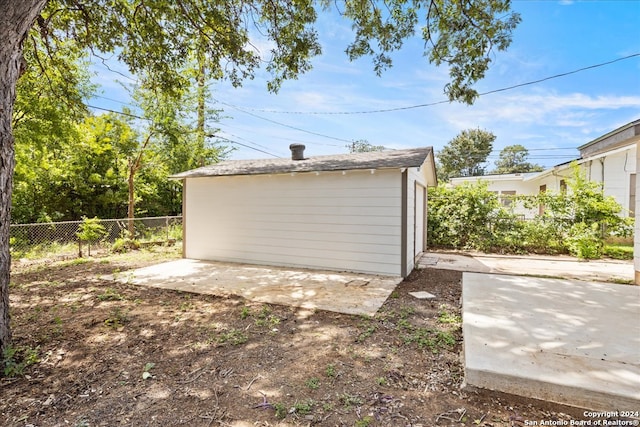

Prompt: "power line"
[88,52,639,155]
[481,53,640,98]
[217,130,287,155]
[93,94,138,108]
[215,99,354,143]
[87,104,147,120]
[87,104,282,157]
[87,103,582,158]
[221,53,640,115]
[91,49,638,149]
[217,121,343,147]
[520,147,577,151]
[213,136,281,158]
[487,155,577,159]
[91,95,349,147]
[90,98,352,150]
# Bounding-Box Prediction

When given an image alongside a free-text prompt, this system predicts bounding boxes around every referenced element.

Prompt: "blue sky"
[90,0,640,170]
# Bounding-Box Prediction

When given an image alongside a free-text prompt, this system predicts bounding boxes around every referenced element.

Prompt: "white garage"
[171,146,437,277]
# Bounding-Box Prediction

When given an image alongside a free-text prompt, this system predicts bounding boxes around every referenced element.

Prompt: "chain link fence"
[10,216,182,260]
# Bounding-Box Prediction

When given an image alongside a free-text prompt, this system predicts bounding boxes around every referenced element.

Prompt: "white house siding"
[449,175,542,218]
[184,169,404,276]
[405,167,427,275]
[635,143,640,283]
[533,173,568,192]
[581,146,636,214]
[450,145,638,219]
[414,183,426,258]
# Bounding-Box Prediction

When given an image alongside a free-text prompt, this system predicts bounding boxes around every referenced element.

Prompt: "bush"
[428,163,634,258]
[77,217,107,257]
[427,182,503,250]
[3,345,39,377]
[566,222,603,259]
[602,244,633,260]
[519,219,566,254]
[111,237,141,253]
[486,211,527,253]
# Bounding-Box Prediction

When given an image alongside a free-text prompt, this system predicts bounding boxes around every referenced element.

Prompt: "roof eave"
[578,119,640,153]
[170,164,428,180]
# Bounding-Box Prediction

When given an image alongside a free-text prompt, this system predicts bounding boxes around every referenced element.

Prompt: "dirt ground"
[1,248,586,427]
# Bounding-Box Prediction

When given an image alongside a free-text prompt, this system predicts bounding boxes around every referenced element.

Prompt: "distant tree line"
[12,36,227,224]
[436,128,544,181]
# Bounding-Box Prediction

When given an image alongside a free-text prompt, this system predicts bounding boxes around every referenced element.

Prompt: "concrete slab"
[409,291,436,300]
[114,259,403,316]
[420,252,633,283]
[463,272,640,411]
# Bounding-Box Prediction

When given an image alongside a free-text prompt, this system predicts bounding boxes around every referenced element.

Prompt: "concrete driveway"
[416,251,640,410]
[463,272,640,411]
[115,259,403,316]
[419,251,633,282]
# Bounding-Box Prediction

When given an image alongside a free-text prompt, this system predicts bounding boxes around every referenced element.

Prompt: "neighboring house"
[170,145,437,277]
[450,119,640,218]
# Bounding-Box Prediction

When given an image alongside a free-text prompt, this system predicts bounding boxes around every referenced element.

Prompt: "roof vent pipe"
[290,143,306,161]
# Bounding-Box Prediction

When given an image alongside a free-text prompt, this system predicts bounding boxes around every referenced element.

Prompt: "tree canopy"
[0,0,521,360]
[12,52,228,224]
[492,144,543,174]
[437,128,496,181]
[347,140,386,153]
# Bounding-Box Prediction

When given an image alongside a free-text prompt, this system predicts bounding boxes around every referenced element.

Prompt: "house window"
[500,191,516,207]
[539,185,547,216]
[560,179,567,193]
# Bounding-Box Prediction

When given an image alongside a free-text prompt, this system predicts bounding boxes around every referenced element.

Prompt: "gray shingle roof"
[170,147,434,178]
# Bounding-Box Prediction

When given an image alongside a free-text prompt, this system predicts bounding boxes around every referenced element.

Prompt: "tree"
[347,140,385,153]
[75,114,138,220]
[437,128,495,181]
[1,0,47,359]
[76,216,107,257]
[493,144,543,174]
[125,74,229,224]
[0,0,520,361]
[12,40,90,223]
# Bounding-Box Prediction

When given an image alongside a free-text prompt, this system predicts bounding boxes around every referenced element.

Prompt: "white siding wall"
[414,184,425,258]
[532,173,568,192]
[449,146,637,219]
[489,179,542,218]
[405,167,425,275]
[184,169,403,276]
[635,142,640,283]
[582,147,636,213]
[450,176,544,218]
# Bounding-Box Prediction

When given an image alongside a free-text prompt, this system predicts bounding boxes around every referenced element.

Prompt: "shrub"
[3,345,40,377]
[111,237,140,253]
[428,182,504,250]
[602,244,633,260]
[566,222,603,259]
[486,210,527,253]
[77,216,107,257]
[519,218,565,254]
[428,163,634,258]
